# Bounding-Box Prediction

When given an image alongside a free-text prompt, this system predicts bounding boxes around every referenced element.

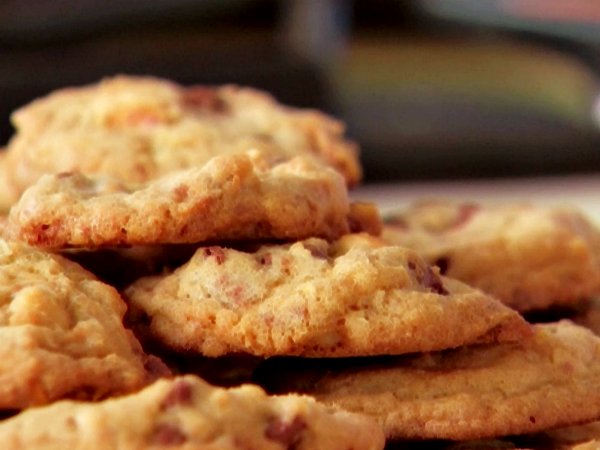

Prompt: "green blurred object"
[331,35,600,180]
[335,38,598,128]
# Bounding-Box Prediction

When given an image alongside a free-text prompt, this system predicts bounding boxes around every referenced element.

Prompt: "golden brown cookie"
[347,201,383,236]
[0,375,385,450]
[125,233,530,357]
[0,238,164,409]
[0,151,19,213]
[1,75,360,211]
[382,201,600,312]
[8,150,352,248]
[261,321,600,441]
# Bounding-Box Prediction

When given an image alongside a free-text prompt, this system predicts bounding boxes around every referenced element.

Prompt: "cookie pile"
[0,75,599,449]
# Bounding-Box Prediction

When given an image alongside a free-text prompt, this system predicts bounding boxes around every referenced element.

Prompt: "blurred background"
[1,0,600,183]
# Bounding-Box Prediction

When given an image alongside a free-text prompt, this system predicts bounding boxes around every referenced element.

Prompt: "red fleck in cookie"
[1,75,361,211]
[382,201,600,312]
[8,150,353,248]
[0,239,165,409]
[124,233,531,357]
[0,375,385,450]
[262,321,600,441]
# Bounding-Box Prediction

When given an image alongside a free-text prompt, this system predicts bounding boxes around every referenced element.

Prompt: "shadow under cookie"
[256,321,600,442]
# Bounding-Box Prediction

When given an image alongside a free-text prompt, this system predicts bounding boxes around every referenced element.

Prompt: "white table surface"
[352,174,600,224]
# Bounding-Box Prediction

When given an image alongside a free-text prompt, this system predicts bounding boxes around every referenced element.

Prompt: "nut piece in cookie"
[261,321,600,441]
[382,201,600,312]
[125,233,531,357]
[0,375,385,450]
[1,75,361,212]
[8,150,352,248]
[0,239,164,409]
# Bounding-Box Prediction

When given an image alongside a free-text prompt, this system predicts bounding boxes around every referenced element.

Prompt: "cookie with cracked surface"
[125,233,531,357]
[382,201,600,312]
[0,238,166,409]
[0,375,385,450]
[260,321,600,441]
[1,75,360,211]
[8,150,352,248]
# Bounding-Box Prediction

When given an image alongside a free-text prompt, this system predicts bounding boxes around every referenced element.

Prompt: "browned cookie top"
[268,321,600,441]
[383,201,600,312]
[0,239,161,409]
[0,375,385,450]
[1,75,361,211]
[125,233,531,357]
[8,150,352,248]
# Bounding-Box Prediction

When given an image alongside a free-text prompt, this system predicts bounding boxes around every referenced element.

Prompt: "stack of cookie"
[0,75,600,449]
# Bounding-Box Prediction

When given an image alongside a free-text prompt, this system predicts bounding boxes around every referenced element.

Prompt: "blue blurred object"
[420,0,600,45]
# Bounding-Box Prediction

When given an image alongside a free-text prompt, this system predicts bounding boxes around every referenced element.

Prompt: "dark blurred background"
[1,0,600,182]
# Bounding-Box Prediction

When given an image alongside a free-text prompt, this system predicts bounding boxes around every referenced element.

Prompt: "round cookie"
[0,375,385,450]
[0,238,164,409]
[1,75,361,211]
[261,321,600,441]
[124,233,531,357]
[382,201,600,312]
[8,150,352,248]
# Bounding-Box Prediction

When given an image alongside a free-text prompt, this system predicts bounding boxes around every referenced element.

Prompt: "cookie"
[0,238,165,409]
[8,150,353,248]
[0,375,385,450]
[382,201,600,312]
[1,75,361,211]
[125,233,531,357]
[261,321,600,441]
[0,214,8,238]
[0,151,19,213]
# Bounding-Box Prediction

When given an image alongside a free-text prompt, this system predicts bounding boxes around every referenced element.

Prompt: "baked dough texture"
[0,375,385,450]
[0,75,361,211]
[266,321,600,441]
[0,239,160,409]
[8,150,352,248]
[382,201,600,312]
[125,234,531,357]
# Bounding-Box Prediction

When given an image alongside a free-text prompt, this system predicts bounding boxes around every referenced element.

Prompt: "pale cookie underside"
[0,239,156,409]
[265,321,600,441]
[0,375,385,450]
[382,201,600,312]
[8,151,351,248]
[125,234,530,357]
